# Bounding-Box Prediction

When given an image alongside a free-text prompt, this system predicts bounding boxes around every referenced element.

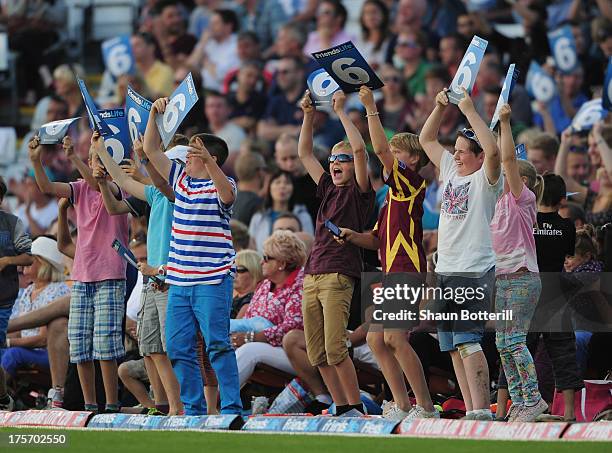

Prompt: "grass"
[1,428,610,453]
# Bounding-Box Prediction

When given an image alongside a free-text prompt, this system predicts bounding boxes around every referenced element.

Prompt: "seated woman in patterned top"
[231,230,306,387]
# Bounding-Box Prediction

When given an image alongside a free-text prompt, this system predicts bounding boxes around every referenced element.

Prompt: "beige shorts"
[302,273,354,367]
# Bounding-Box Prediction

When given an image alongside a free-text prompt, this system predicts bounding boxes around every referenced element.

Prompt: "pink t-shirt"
[69,179,129,282]
[490,185,539,274]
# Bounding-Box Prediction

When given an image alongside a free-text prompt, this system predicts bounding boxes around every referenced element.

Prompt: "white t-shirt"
[201,34,239,91]
[126,273,144,321]
[435,151,503,275]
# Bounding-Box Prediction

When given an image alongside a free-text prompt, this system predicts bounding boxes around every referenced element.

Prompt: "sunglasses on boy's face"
[328,153,354,163]
[460,128,482,149]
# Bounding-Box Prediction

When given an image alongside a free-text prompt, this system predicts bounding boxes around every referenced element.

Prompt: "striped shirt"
[167,162,236,286]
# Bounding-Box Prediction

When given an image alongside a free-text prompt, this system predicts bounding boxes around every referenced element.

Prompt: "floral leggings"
[495,272,542,406]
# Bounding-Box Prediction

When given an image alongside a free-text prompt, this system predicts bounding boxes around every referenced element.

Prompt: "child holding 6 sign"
[298,89,374,416]
[419,87,503,421]
[143,97,242,416]
[29,132,129,414]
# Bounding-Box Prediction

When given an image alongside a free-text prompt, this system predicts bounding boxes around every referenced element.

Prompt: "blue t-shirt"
[533,94,588,134]
[145,185,174,268]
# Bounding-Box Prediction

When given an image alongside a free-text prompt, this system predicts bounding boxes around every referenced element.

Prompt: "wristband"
[366,111,379,117]
[157,265,166,276]
[140,157,150,166]
[6,338,10,348]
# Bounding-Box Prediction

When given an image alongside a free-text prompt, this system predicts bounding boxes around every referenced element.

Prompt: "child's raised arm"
[359,86,394,175]
[143,98,173,182]
[333,90,369,192]
[28,136,71,198]
[94,135,147,201]
[419,89,449,169]
[498,104,523,199]
[458,87,501,184]
[297,90,325,185]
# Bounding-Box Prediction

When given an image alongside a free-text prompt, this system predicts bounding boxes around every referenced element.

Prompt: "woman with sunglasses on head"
[419,87,503,421]
[248,170,314,252]
[490,104,547,422]
[556,121,612,229]
[231,231,307,387]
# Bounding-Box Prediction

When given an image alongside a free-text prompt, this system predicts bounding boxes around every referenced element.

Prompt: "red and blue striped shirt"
[167,162,236,286]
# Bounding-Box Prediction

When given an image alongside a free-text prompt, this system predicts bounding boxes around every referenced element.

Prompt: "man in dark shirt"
[257,57,305,143]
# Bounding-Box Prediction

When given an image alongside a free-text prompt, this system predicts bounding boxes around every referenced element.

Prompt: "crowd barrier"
[0,411,610,441]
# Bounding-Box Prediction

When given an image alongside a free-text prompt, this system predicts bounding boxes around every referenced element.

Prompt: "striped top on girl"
[166,161,236,285]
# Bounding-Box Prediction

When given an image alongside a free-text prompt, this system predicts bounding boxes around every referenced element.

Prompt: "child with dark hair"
[0,176,34,411]
[526,173,582,421]
[143,97,242,415]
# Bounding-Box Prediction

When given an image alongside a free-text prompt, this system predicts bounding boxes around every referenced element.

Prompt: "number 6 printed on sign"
[448,35,488,104]
[155,73,199,148]
[311,41,383,93]
[125,85,152,144]
[547,26,578,75]
[102,35,134,79]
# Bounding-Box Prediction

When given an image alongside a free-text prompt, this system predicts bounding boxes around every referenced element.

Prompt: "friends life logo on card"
[185,73,197,102]
[127,87,152,110]
[99,109,125,120]
[312,42,354,59]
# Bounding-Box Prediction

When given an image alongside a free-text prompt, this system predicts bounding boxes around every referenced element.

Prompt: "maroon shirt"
[305,173,375,279]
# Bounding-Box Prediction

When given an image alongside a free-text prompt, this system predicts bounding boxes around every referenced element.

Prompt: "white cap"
[164,145,190,164]
[31,236,65,273]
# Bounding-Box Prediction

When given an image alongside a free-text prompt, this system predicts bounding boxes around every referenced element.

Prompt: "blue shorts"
[68,280,125,363]
[435,268,495,352]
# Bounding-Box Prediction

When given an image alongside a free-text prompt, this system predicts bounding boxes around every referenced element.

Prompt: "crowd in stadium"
[0,0,611,425]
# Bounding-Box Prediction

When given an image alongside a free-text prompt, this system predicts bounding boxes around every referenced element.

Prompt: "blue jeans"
[1,347,49,377]
[166,276,242,415]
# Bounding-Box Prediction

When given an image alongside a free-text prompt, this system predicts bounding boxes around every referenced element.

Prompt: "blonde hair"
[53,64,85,85]
[574,224,598,259]
[235,250,264,284]
[37,257,65,283]
[389,132,430,170]
[263,230,307,271]
[331,141,352,154]
[517,159,544,204]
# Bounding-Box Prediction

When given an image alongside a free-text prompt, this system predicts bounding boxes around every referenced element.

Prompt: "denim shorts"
[434,268,495,352]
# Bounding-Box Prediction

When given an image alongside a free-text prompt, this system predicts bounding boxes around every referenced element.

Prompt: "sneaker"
[505,403,524,422]
[146,408,166,416]
[463,410,494,421]
[0,395,15,412]
[403,405,441,421]
[381,400,397,418]
[382,402,412,421]
[514,398,548,422]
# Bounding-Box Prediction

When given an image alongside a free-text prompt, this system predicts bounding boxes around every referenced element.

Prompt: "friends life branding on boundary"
[370,279,512,323]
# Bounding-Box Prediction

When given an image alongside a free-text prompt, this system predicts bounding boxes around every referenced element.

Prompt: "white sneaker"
[505,403,524,422]
[382,402,413,421]
[515,398,548,422]
[403,405,441,421]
